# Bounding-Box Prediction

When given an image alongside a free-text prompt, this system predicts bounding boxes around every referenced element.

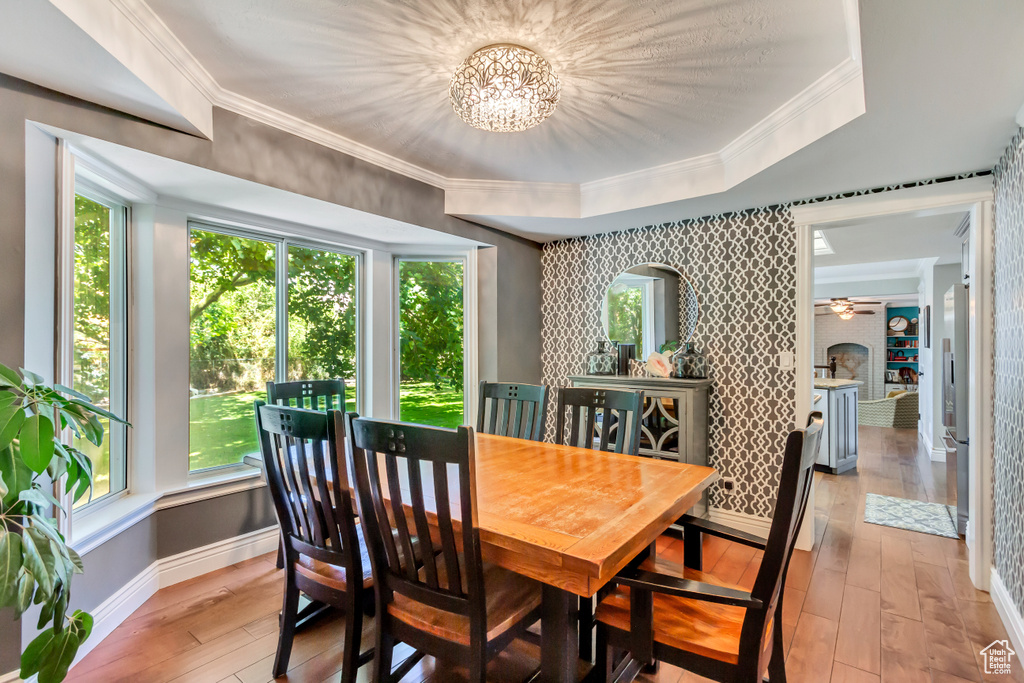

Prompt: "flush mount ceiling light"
[838,308,856,321]
[449,44,560,133]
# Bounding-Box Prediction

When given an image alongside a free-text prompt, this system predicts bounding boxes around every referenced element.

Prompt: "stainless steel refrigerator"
[942,284,969,536]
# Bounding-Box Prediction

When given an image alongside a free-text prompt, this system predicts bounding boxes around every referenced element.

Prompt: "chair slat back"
[476,381,549,441]
[554,387,643,456]
[346,415,485,626]
[741,412,823,665]
[267,379,346,412]
[255,402,358,568]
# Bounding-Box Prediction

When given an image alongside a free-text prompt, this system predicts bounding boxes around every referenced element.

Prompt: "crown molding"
[450,55,865,219]
[83,0,865,219]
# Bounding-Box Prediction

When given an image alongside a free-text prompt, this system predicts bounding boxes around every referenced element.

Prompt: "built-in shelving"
[886,305,921,384]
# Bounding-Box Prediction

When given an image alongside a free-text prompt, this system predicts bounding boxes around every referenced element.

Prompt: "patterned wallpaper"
[539,171,993,519]
[540,208,797,517]
[993,128,1024,614]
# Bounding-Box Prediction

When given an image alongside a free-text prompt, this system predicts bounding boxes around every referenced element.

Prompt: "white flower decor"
[645,351,672,378]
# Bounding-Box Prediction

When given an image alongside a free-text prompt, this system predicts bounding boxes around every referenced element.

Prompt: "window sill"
[71,465,265,556]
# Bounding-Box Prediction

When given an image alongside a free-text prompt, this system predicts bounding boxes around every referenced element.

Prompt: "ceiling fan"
[814,298,881,320]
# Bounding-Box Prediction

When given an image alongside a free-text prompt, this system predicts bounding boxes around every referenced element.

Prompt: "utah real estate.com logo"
[981,639,1016,676]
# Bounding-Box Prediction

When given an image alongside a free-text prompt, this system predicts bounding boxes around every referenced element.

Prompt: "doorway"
[792,178,994,590]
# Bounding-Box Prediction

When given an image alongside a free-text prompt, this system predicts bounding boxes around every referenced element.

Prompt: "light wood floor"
[68,426,1021,683]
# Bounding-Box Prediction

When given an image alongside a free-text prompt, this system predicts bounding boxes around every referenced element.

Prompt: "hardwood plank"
[832,661,880,683]
[782,587,806,657]
[706,542,757,586]
[786,549,815,592]
[847,536,882,592]
[945,557,990,604]
[835,584,882,674]
[879,531,921,620]
[803,567,848,622]
[162,634,280,683]
[916,563,983,682]
[881,612,931,683]
[816,520,854,574]
[785,612,839,683]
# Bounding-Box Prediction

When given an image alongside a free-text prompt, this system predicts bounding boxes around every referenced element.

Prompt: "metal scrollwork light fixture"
[449,44,560,133]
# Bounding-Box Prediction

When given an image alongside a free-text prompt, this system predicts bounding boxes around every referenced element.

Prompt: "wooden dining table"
[458,433,717,682]
[251,431,717,682]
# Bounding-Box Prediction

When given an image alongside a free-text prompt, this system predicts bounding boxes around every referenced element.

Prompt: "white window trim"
[391,249,479,426]
[59,150,133,526]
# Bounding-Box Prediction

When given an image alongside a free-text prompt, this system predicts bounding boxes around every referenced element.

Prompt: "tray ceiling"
[143,0,853,185]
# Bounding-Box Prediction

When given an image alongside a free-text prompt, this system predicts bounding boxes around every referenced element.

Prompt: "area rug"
[863,493,959,538]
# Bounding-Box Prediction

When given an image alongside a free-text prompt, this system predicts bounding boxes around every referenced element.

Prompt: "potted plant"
[0,362,129,682]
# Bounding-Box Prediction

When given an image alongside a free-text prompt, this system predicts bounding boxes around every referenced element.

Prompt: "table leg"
[541,584,580,683]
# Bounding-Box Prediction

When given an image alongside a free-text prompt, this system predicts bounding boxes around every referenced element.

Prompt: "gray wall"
[0,73,542,670]
[993,126,1024,619]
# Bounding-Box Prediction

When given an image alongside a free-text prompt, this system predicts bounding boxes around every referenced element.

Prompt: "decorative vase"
[672,343,708,379]
[616,342,636,375]
[585,340,618,375]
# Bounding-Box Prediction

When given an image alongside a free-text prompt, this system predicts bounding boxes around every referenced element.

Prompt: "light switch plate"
[778,351,795,370]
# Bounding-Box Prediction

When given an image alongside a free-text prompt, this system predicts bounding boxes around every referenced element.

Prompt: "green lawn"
[399,382,465,429]
[189,382,464,470]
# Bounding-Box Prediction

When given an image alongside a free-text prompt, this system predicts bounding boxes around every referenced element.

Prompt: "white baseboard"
[708,507,772,539]
[990,568,1024,659]
[0,670,20,682]
[930,447,947,462]
[69,526,279,670]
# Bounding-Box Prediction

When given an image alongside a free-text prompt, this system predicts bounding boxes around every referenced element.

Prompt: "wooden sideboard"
[568,375,711,516]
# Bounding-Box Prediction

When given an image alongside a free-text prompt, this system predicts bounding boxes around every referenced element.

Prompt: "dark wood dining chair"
[265,378,349,568]
[476,381,549,441]
[267,378,347,410]
[346,415,544,683]
[593,413,824,683]
[554,387,644,456]
[254,401,373,681]
[554,386,644,662]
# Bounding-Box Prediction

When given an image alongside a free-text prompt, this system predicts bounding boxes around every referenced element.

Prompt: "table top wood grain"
[469,433,717,597]
[251,432,717,598]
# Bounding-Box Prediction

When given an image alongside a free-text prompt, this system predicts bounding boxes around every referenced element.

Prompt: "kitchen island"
[814,378,862,474]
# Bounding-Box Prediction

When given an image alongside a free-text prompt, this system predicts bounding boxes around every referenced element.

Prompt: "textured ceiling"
[817,213,967,268]
[144,0,849,183]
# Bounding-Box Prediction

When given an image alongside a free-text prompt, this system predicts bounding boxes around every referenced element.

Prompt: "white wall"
[814,304,887,399]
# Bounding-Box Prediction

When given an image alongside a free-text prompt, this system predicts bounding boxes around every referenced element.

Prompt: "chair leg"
[372,625,395,683]
[272,572,300,678]
[468,645,487,683]
[595,623,610,683]
[275,534,285,569]
[340,591,363,683]
[766,606,787,683]
[579,595,594,663]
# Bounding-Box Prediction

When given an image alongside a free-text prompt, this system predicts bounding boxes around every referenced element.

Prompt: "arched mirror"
[601,262,699,359]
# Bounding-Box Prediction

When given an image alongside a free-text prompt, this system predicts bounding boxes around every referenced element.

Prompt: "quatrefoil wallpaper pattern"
[540,207,797,517]
[994,127,1024,615]
[538,171,994,519]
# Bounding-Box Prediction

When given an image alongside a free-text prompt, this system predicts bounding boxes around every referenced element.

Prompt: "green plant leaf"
[66,546,83,574]
[0,446,34,507]
[54,384,91,402]
[37,628,80,683]
[20,488,63,512]
[20,369,43,388]
[67,399,128,425]
[15,570,35,615]
[50,583,68,634]
[0,404,25,452]
[71,609,93,641]
[20,627,55,678]
[22,530,53,596]
[0,470,7,500]
[0,530,23,604]
[0,364,22,389]
[0,391,17,410]
[20,413,55,474]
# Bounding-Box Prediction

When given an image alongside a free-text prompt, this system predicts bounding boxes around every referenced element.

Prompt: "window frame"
[62,178,132,515]
[186,220,365,475]
[392,252,476,426]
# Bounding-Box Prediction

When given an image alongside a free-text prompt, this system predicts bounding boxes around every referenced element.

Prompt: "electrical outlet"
[721,477,736,493]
